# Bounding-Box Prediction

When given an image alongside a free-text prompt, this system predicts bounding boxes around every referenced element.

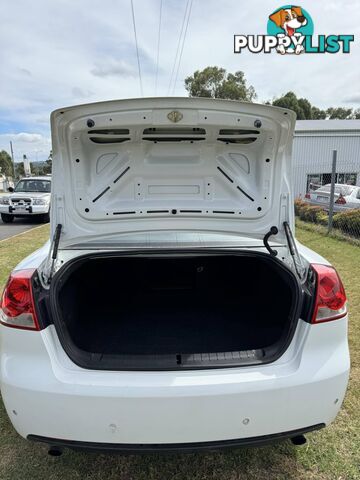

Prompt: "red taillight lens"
[335,195,346,205]
[311,264,347,324]
[305,193,311,199]
[0,269,40,330]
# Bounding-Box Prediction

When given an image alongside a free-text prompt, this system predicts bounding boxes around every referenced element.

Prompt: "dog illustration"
[269,6,307,54]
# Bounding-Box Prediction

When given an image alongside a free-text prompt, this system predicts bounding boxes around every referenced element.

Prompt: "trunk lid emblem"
[167,110,183,123]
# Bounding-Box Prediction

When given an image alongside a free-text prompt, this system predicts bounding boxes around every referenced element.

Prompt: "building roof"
[295,119,360,133]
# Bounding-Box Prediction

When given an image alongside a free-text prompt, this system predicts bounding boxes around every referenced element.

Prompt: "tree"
[271,92,359,120]
[30,163,46,176]
[44,150,52,174]
[185,67,257,102]
[0,150,14,177]
[326,107,353,120]
[297,98,313,120]
[311,106,327,119]
[184,69,359,118]
[15,162,25,178]
[272,91,326,119]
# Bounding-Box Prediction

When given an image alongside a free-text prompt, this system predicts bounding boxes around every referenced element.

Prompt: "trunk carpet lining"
[57,255,293,357]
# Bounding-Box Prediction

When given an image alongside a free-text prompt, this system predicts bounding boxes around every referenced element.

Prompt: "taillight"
[335,195,346,205]
[305,193,311,199]
[0,269,40,330]
[311,264,347,324]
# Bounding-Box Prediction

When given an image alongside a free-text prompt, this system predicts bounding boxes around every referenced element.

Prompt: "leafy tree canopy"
[0,150,14,177]
[272,91,360,120]
[15,162,25,178]
[184,68,360,120]
[185,67,257,102]
[326,107,354,120]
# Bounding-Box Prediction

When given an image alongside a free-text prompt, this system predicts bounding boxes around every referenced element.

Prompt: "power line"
[172,0,193,95]
[155,0,163,96]
[130,0,143,96]
[167,0,191,95]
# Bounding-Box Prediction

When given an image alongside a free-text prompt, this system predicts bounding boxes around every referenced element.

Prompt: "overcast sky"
[0,0,359,162]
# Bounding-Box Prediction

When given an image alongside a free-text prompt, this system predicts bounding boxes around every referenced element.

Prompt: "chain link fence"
[293,150,360,241]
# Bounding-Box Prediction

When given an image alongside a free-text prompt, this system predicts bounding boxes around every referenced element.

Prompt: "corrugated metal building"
[293,120,360,198]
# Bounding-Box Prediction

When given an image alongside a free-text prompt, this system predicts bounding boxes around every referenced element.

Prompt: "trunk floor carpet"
[74,292,284,355]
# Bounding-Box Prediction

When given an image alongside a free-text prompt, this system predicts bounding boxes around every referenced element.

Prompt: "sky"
[0,0,359,163]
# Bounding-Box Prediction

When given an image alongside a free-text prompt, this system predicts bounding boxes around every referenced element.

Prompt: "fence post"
[328,150,337,234]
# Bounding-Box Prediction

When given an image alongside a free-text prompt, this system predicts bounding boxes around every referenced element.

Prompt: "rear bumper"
[0,319,350,445]
[28,424,325,453]
[304,200,352,213]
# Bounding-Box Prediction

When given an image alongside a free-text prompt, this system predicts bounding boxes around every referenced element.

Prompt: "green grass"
[0,225,50,289]
[0,225,359,480]
[296,218,360,247]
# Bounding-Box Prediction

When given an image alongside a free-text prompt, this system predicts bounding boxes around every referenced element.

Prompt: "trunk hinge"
[42,224,62,285]
[263,226,279,257]
[283,221,306,280]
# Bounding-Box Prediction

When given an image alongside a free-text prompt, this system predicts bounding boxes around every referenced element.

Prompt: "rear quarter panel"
[13,242,50,272]
[296,241,331,267]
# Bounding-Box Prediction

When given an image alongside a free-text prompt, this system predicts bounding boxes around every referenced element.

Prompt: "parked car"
[0,98,349,454]
[305,183,360,212]
[0,176,51,223]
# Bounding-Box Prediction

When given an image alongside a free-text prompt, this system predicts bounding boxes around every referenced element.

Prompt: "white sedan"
[0,98,349,454]
[305,183,360,212]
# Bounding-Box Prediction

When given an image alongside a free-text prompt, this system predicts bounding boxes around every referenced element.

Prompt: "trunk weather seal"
[49,249,303,371]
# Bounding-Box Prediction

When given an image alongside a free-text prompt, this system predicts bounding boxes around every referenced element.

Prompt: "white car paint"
[0,98,350,451]
[0,319,349,444]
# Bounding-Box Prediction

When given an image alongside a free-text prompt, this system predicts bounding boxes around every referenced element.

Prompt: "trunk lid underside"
[50,98,296,248]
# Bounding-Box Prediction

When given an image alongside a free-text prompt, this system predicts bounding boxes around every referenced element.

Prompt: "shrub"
[315,211,328,226]
[304,205,324,223]
[294,199,324,224]
[333,209,360,238]
[294,198,306,216]
[294,198,360,238]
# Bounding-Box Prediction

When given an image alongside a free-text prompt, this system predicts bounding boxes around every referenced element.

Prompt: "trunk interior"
[52,253,301,370]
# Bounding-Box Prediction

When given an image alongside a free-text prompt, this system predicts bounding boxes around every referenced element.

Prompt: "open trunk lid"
[50,97,296,248]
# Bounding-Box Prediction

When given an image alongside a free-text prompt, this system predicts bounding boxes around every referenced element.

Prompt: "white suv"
[0,176,51,223]
[0,98,349,454]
